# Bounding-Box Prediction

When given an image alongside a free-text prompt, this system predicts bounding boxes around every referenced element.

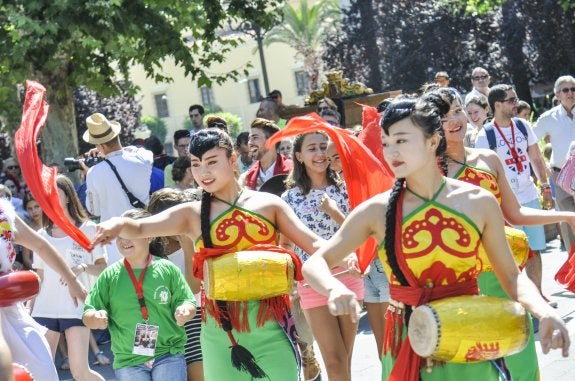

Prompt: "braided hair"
[381,94,450,292]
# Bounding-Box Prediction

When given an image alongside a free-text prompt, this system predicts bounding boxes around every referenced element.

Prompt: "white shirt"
[535,105,575,168]
[259,161,276,184]
[32,222,107,319]
[464,88,488,105]
[475,118,539,203]
[86,146,153,222]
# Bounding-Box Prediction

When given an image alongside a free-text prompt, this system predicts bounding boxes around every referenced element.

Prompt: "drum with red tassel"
[0,271,41,307]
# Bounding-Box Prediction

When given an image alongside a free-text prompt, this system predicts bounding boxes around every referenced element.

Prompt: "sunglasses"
[318,106,329,112]
[560,87,575,94]
[6,165,19,170]
[326,120,338,126]
[501,97,519,104]
[472,75,489,81]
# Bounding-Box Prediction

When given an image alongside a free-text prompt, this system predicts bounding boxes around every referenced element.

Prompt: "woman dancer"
[281,132,363,381]
[436,87,575,380]
[301,94,569,381]
[32,175,106,381]
[92,129,324,380]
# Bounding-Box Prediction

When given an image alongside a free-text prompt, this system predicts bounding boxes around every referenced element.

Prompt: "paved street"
[58,238,575,380]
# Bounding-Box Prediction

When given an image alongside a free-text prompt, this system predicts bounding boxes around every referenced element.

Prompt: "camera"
[63,156,104,172]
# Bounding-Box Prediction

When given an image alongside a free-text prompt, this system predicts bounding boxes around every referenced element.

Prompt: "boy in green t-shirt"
[83,209,196,381]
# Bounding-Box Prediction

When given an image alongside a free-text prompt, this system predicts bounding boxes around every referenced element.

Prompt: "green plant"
[206,112,244,139]
[140,115,167,143]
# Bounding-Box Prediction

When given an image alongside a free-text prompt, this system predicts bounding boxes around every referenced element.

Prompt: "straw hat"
[83,113,121,144]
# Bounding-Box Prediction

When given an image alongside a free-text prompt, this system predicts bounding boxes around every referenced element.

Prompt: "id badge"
[132,323,159,356]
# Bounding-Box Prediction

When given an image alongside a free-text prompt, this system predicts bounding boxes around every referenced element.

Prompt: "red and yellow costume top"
[378,191,483,288]
[377,181,485,381]
[451,158,529,272]
[193,205,294,332]
[194,206,278,252]
[452,161,501,205]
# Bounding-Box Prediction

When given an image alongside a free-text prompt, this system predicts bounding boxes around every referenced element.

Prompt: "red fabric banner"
[357,104,395,176]
[555,242,575,292]
[15,81,92,252]
[266,112,394,272]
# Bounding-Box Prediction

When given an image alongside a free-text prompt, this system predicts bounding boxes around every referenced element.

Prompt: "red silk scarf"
[266,112,394,272]
[15,81,91,252]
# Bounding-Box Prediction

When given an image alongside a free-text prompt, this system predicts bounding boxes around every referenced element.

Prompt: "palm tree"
[264,0,341,90]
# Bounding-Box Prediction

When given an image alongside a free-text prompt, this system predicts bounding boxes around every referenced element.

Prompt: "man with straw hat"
[84,113,153,263]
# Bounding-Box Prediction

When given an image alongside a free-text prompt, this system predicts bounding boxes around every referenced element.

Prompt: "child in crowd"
[32,175,107,381]
[147,188,203,381]
[83,209,196,381]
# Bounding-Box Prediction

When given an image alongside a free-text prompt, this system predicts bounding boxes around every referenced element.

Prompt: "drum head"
[408,304,440,358]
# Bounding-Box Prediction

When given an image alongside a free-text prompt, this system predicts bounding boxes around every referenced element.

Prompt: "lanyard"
[493,120,524,173]
[124,254,152,321]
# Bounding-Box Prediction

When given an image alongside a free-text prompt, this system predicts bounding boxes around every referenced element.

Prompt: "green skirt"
[201,300,298,381]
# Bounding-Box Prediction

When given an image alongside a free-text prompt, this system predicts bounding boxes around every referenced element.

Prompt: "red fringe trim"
[383,306,404,358]
[202,295,290,332]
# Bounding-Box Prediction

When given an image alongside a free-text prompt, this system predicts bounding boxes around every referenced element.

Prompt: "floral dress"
[282,184,364,309]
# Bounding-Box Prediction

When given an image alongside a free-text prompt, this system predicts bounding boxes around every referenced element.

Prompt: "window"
[200,87,215,108]
[295,71,310,96]
[154,93,169,118]
[248,78,261,104]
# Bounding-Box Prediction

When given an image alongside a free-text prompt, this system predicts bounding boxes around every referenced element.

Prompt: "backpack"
[483,117,528,151]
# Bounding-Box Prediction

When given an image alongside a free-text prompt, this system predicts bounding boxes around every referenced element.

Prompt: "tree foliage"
[140,115,167,144]
[206,112,243,139]
[445,0,575,13]
[264,0,340,90]
[324,0,575,109]
[0,0,283,164]
[74,85,141,155]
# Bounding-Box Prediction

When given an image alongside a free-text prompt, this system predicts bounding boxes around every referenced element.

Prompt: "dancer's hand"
[327,284,361,323]
[92,217,125,247]
[539,313,570,357]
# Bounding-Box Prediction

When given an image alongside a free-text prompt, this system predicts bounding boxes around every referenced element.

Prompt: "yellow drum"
[479,226,529,272]
[408,295,529,363]
[203,250,295,301]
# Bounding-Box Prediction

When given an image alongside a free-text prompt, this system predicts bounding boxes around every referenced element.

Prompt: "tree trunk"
[32,71,79,168]
[500,1,533,106]
[357,0,383,92]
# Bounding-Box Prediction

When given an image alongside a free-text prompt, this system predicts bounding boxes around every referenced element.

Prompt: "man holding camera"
[84,113,153,263]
